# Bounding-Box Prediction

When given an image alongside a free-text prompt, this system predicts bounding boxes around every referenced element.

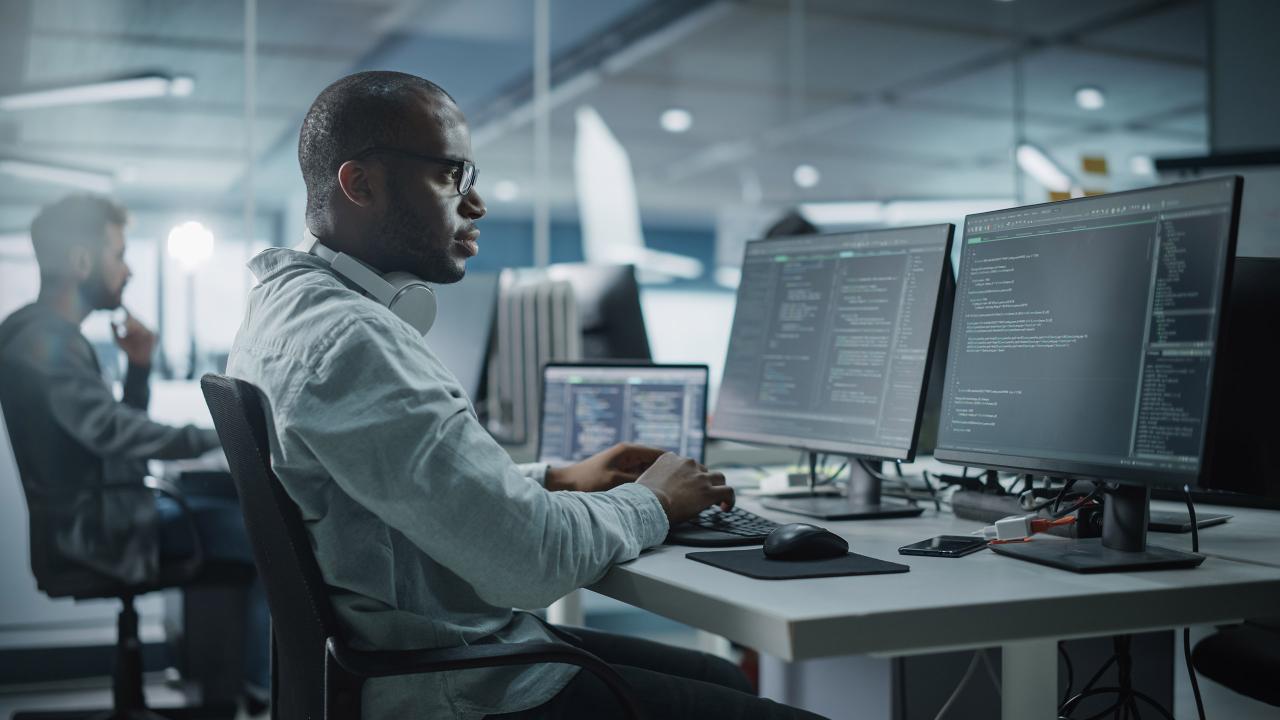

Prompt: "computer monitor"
[936,176,1242,573]
[538,363,708,465]
[429,272,499,401]
[710,224,956,520]
[545,263,652,362]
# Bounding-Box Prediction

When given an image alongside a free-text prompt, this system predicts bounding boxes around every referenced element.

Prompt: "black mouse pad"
[686,549,910,580]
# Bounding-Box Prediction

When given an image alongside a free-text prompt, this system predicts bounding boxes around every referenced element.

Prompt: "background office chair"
[11,475,249,720]
[199,373,643,720]
[1192,619,1280,707]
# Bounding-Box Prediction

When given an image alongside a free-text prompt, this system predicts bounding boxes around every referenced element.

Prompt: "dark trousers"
[487,625,829,720]
[156,494,270,693]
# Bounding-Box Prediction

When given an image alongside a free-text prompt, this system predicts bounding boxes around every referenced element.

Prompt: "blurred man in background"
[0,194,269,709]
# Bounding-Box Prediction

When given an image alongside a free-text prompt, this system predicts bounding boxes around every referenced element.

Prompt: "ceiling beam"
[27,29,367,62]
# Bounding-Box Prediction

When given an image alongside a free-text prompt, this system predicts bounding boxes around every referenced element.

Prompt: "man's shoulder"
[0,304,90,366]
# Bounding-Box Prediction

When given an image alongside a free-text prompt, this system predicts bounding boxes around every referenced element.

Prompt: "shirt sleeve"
[44,334,218,461]
[516,462,550,487]
[120,362,151,410]
[279,316,668,610]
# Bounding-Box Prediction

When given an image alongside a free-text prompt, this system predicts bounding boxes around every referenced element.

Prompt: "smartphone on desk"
[899,535,987,558]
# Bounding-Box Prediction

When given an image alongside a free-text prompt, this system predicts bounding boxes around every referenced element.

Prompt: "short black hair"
[298,71,454,231]
[29,194,127,277]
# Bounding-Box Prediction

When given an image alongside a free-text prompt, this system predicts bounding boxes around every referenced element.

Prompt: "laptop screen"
[538,364,709,465]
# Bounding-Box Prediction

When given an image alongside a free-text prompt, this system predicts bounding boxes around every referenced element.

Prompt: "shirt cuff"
[609,483,670,549]
[516,462,549,487]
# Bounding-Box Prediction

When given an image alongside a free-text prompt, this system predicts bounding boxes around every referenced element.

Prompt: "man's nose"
[462,188,486,220]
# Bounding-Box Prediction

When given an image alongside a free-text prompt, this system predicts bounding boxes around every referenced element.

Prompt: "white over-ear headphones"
[303,235,437,336]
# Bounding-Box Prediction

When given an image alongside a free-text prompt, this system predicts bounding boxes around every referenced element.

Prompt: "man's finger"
[709,485,735,509]
[707,471,727,486]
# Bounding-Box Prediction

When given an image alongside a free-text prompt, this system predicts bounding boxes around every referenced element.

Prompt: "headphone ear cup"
[383,272,437,335]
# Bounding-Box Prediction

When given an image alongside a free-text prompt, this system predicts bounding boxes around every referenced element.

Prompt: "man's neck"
[36,283,91,326]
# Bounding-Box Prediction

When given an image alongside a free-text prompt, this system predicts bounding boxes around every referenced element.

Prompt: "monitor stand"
[761,458,925,521]
[989,484,1205,573]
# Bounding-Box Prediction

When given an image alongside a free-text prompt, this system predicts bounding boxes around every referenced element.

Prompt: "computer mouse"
[763,523,849,561]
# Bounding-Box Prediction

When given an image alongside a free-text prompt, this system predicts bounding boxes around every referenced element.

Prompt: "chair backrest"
[201,373,337,720]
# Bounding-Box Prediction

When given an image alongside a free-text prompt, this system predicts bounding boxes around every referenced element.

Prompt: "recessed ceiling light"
[1015,144,1074,193]
[1129,154,1155,176]
[492,179,519,202]
[660,108,693,133]
[1074,86,1106,111]
[793,164,820,188]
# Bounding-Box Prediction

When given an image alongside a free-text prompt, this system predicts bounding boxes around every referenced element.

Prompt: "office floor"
[0,674,263,720]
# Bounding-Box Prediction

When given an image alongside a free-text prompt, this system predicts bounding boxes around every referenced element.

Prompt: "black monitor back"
[546,263,652,362]
[1177,256,1280,506]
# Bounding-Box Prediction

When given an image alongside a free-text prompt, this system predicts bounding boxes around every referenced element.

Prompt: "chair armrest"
[326,638,642,720]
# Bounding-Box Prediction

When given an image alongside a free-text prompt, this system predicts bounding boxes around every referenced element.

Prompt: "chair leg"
[113,597,147,711]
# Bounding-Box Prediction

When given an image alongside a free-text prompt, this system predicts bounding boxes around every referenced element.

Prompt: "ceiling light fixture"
[492,179,519,202]
[0,73,196,111]
[793,164,820,189]
[660,108,693,133]
[0,158,114,192]
[1016,144,1075,194]
[799,198,1016,226]
[1074,85,1106,111]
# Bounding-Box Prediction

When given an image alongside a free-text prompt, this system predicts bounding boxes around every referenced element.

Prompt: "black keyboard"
[665,506,782,547]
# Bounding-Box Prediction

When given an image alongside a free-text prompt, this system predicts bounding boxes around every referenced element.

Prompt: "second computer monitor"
[538,363,708,465]
[710,224,955,461]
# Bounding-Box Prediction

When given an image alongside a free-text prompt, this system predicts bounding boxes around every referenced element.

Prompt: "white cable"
[980,649,1001,693]
[935,650,983,720]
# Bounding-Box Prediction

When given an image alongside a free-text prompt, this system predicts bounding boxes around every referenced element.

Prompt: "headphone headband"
[304,235,437,336]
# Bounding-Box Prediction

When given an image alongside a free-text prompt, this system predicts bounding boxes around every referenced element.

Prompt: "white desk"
[588,497,1280,718]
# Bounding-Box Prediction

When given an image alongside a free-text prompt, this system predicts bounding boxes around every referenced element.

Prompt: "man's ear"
[68,246,93,281]
[337,160,379,208]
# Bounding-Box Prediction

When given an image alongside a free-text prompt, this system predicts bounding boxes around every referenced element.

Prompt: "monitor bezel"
[708,223,956,463]
[538,361,711,464]
[934,175,1243,488]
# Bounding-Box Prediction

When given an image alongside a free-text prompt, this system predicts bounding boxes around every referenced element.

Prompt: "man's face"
[81,223,130,310]
[374,94,487,284]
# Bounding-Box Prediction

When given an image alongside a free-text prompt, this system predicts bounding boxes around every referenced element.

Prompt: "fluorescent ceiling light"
[793,164,820,188]
[1016,143,1074,193]
[0,159,114,192]
[0,74,195,111]
[714,267,742,289]
[660,108,693,133]
[1074,86,1106,111]
[801,199,1015,226]
[167,221,215,272]
[799,202,883,225]
[492,179,519,202]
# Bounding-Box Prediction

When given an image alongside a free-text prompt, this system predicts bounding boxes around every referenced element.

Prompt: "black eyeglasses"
[350,147,478,196]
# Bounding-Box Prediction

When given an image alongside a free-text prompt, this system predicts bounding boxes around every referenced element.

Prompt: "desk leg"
[1002,639,1057,720]
[546,590,585,626]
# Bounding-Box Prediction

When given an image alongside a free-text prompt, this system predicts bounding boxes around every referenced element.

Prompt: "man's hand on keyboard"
[545,443,665,493]
[638,452,734,525]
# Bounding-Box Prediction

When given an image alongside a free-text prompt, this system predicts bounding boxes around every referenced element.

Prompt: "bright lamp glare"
[1074,86,1106,111]
[659,108,693,133]
[793,164,820,188]
[167,221,215,272]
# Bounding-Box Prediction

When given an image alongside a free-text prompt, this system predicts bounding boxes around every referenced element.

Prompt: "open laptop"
[538,362,781,546]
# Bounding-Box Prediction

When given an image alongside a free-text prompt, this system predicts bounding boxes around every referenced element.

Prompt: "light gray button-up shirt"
[227,248,668,719]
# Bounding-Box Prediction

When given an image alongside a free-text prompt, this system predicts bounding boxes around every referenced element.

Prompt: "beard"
[79,267,122,310]
[378,179,465,284]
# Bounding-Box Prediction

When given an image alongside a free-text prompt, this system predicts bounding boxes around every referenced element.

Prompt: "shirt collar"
[247,247,329,285]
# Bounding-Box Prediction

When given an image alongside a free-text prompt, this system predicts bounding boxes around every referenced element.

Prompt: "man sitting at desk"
[226,71,825,719]
[0,194,269,706]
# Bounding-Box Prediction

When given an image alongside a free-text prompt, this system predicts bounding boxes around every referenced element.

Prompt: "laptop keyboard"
[666,506,783,547]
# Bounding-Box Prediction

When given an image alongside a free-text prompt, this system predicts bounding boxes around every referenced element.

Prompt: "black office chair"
[10,474,249,720]
[199,373,643,720]
[1191,619,1280,707]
